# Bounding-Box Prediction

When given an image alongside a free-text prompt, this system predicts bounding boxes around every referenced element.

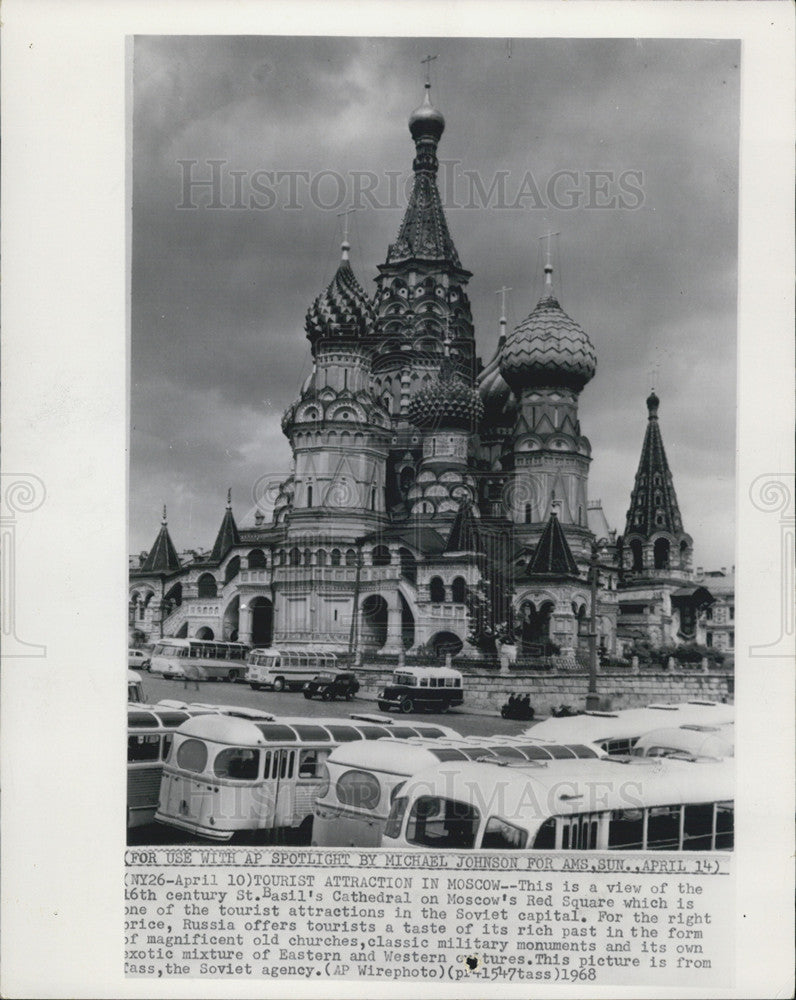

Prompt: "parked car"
[128,648,151,671]
[303,671,360,702]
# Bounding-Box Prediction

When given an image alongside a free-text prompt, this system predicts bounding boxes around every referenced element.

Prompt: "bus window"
[263,750,273,779]
[257,724,298,742]
[214,748,259,781]
[298,749,329,779]
[533,817,557,849]
[292,725,332,742]
[646,805,681,850]
[128,734,160,762]
[714,802,733,849]
[682,803,715,850]
[406,796,480,849]
[279,750,295,779]
[608,809,645,849]
[176,739,208,773]
[481,817,528,850]
[384,797,408,839]
[336,770,381,810]
[359,726,392,740]
[326,725,359,743]
[162,734,174,761]
[546,744,577,759]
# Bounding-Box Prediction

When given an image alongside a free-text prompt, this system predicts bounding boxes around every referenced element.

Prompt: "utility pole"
[587,537,608,710]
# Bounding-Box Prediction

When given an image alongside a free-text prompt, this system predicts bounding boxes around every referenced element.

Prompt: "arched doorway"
[249,596,273,647]
[630,539,643,572]
[360,594,388,650]
[428,631,463,659]
[654,538,671,570]
[197,574,218,598]
[519,600,554,653]
[429,576,445,603]
[223,596,240,641]
[195,626,214,640]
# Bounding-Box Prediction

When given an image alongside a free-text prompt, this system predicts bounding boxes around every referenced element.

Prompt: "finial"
[336,206,356,261]
[538,231,560,289]
[646,389,660,418]
[226,487,232,510]
[550,497,562,518]
[421,53,438,89]
[495,285,512,340]
[161,504,167,525]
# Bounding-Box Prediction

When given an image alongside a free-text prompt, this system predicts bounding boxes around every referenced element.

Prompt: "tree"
[465,580,498,654]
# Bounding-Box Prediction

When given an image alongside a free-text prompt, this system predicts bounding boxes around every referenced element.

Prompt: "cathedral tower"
[499,258,596,561]
[622,391,693,578]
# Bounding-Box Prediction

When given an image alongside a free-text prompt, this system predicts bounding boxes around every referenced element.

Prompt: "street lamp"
[586,537,609,711]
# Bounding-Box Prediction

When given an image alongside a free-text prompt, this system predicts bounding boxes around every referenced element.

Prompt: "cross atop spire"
[538,230,560,275]
[226,487,232,509]
[336,206,357,261]
[162,504,168,525]
[421,53,438,87]
[495,285,512,323]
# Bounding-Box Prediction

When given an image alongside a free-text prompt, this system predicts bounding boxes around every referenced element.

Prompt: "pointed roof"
[526,510,580,578]
[209,490,241,563]
[624,392,685,538]
[140,507,182,575]
[382,85,466,271]
[445,499,482,554]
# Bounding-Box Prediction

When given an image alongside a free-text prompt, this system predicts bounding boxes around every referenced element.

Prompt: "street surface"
[129,673,540,846]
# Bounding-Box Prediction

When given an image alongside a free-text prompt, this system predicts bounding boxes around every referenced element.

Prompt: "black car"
[303,671,360,701]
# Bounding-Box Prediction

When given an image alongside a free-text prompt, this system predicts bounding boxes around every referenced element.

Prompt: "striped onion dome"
[499,266,596,394]
[409,359,484,432]
[305,243,375,350]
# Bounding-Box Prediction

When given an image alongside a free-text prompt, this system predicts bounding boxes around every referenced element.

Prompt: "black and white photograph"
[2,3,794,998]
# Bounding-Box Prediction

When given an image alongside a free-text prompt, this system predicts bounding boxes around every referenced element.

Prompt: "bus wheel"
[321,690,332,701]
[400,698,414,714]
[228,670,236,682]
[345,692,353,701]
[273,677,285,692]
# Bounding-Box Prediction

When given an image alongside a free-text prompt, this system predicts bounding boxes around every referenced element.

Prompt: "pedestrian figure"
[183,661,200,691]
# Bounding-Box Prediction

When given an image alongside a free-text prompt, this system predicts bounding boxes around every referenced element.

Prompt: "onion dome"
[305,241,375,350]
[409,83,445,142]
[408,358,483,432]
[477,328,517,428]
[499,264,596,394]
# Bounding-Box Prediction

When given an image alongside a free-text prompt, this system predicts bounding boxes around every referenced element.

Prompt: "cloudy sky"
[130,36,739,569]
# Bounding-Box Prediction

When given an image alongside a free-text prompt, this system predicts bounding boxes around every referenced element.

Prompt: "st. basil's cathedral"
[130,82,730,664]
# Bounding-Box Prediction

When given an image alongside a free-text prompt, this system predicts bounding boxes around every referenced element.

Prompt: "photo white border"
[1,2,793,998]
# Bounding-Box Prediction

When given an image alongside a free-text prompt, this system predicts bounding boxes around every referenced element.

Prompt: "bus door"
[260,748,297,829]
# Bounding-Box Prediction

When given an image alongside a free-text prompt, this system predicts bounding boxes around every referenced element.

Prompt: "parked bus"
[525,701,735,755]
[128,670,145,704]
[246,648,339,692]
[155,713,460,842]
[377,666,464,714]
[633,722,735,759]
[149,638,250,682]
[313,735,605,847]
[382,755,734,852]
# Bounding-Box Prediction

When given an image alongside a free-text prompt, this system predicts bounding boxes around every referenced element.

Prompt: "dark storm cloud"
[131,36,738,567]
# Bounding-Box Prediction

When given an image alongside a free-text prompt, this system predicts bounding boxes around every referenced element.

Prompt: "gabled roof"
[445,499,481,554]
[209,499,241,564]
[139,511,182,575]
[526,512,580,579]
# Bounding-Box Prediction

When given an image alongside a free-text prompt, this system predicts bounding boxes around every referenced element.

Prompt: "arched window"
[679,539,690,569]
[307,484,313,508]
[630,539,643,572]
[303,549,312,566]
[372,545,391,566]
[330,549,341,567]
[247,549,267,569]
[197,574,217,598]
[524,503,531,524]
[429,576,446,603]
[289,547,301,567]
[451,576,467,603]
[316,549,327,567]
[224,556,240,585]
[370,487,376,511]
[345,548,357,567]
[653,538,670,570]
